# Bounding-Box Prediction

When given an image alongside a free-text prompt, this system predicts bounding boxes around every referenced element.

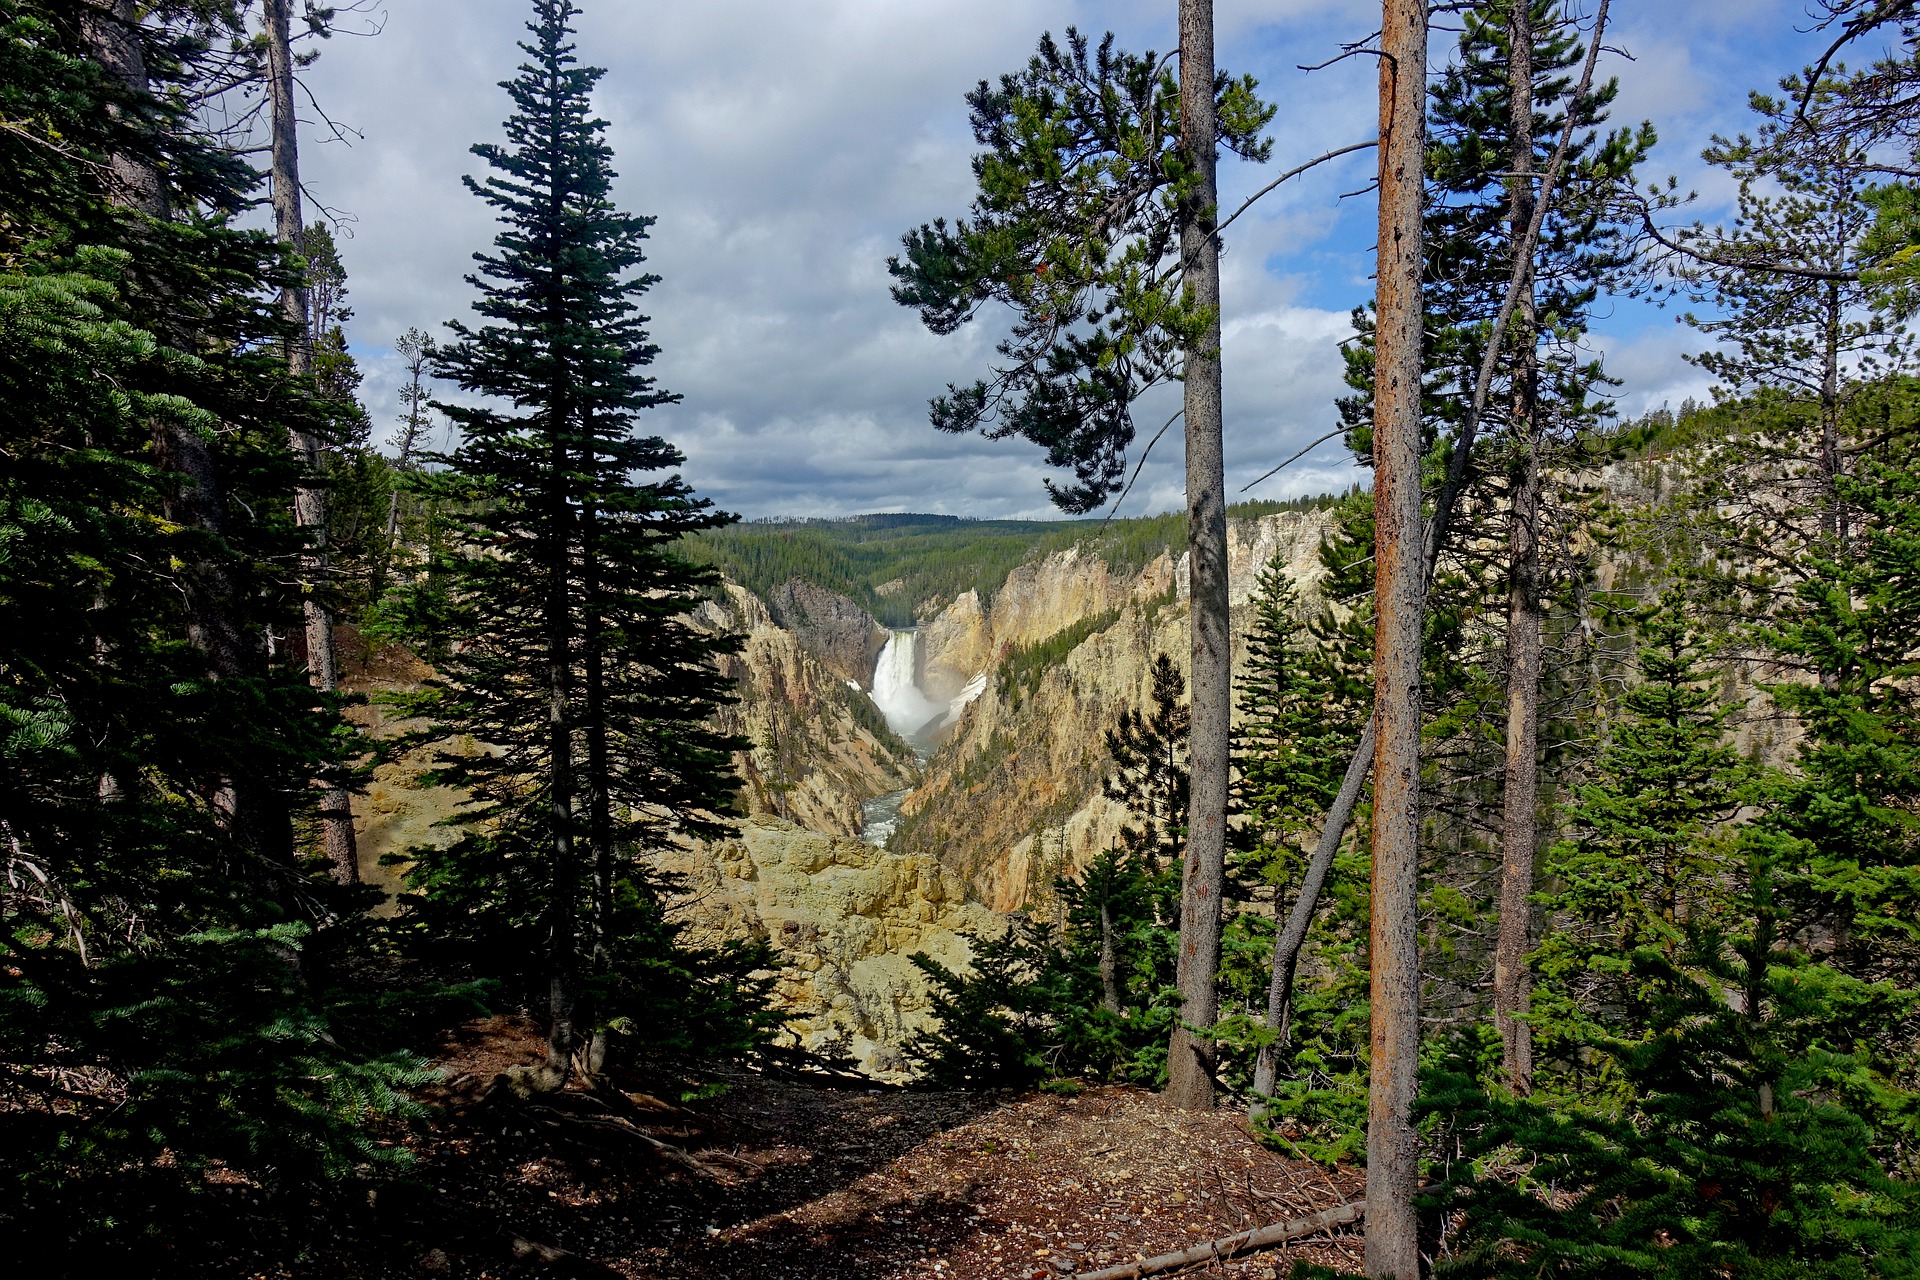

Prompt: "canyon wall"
[342,511,1348,1073]
[896,510,1339,911]
[695,584,919,840]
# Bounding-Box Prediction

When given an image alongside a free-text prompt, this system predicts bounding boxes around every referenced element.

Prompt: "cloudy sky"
[296,0,1844,520]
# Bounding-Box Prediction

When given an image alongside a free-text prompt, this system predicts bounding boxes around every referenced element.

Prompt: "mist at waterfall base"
[860,631,995,845]
[870,630,944,745]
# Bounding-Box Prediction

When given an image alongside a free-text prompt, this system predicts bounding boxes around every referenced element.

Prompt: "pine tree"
[382,326,437,566]
[295,224,391,617]
[264,0,359,883]
[1229,557,1353,1098]
[1103,653,1191,895]
[908,669,1194,1090]
[889,25,1278,1107]
[1670,76,1907,549]
[405,0,754,1082]
[1417,0,1651,1092]
[1530,598,1751,1096]
[1763,380,1920,1000]
[1232,505,1377,1136]
[1233,563,1343,870]
[303,222,365,418]
[3,2,424,1260]
[1423,589,1920,1278]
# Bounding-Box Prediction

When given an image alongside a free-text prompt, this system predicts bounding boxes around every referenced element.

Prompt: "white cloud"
[300,0,1840,517]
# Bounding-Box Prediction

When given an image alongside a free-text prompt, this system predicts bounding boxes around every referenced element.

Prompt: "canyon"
[676,508,1343,909]
[347,506,1344,1074]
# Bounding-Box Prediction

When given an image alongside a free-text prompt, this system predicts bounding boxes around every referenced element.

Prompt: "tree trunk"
[381,341,432,591]
[80,1,168,218]
[1820,280,1845,548]
[1494,447,1542,1092]
[84,0,288,863]
[1493,0,1541,1097]
[545,437,578,1075]
[582,501,615,1076]
[1099,895,1122,1014]
[1251,0,1612,1134]
[265,0,357,884]
[1167,0,1230,1114]
[1250,718,1370,1107]
[1366,0,1427,1274]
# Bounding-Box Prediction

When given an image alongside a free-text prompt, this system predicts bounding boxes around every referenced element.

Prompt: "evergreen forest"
[4,2,1919,1278]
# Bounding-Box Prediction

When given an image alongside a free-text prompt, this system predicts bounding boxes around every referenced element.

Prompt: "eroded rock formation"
[897,510,1339,910]
[660,815,999,1078]
[765,577,889,688]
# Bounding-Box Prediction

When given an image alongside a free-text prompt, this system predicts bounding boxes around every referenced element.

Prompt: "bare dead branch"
[1218,139,1379,235]
[1239,427,1346,492]
[1071,1201,1366,1280]
[1100,406,1184,527]
[1796,0,1920,122]
[0,119,109,169]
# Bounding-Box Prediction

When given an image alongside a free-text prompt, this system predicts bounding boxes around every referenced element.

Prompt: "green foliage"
[1672,75,1905,412]
[1103,654,1191,882]
[999,609,1120,707]
[1229,563,1351,889]
[890,27,1274,511]
[1340,0,1650,466]
[906,886,1184,1091]
[1243,835,1376,1164]
[0,1,427,1260]
[393,0,761,1066]
[907,659,1191,1089]
[1425,1029,1920,1279]
[1530,598,1755,1094]
[1212,551,1373,1132]
[1761,429,1920,970]
[1428,582,1920,1276]
[684,514,1095,627]
[908,922,1055,1089]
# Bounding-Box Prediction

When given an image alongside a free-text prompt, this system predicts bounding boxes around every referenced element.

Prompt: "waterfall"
[870,630,943,741]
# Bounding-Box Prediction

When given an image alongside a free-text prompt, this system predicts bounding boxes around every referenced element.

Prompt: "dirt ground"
[353,1017,1365,1280]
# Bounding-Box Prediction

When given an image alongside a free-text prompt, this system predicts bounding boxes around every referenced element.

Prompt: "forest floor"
[314,1015,1365,1280]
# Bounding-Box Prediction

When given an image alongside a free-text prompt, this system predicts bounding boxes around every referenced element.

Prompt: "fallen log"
[523,1104,753,1181]
[1070,1200,1365,1280]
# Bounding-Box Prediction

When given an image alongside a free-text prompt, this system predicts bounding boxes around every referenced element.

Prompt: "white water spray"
[870,630,943,741]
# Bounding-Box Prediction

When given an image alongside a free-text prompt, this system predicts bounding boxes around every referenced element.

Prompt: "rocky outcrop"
[660,816,1001,1079]
[697,584,919,839]
[918,547,1158,704]
[896,510,1339,911]
[766,578,889,688]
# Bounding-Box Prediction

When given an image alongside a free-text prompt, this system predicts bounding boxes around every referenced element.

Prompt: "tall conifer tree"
[4,2,423,1256]
[416,0,744,1080]
[1232,557,1358,1101]
[1425,0,1649,1092]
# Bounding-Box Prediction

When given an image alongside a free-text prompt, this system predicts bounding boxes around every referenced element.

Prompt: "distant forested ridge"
[682,496,1347,626]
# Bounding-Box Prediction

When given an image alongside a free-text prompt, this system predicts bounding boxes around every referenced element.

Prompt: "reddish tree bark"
[1365,0,1428,1274]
